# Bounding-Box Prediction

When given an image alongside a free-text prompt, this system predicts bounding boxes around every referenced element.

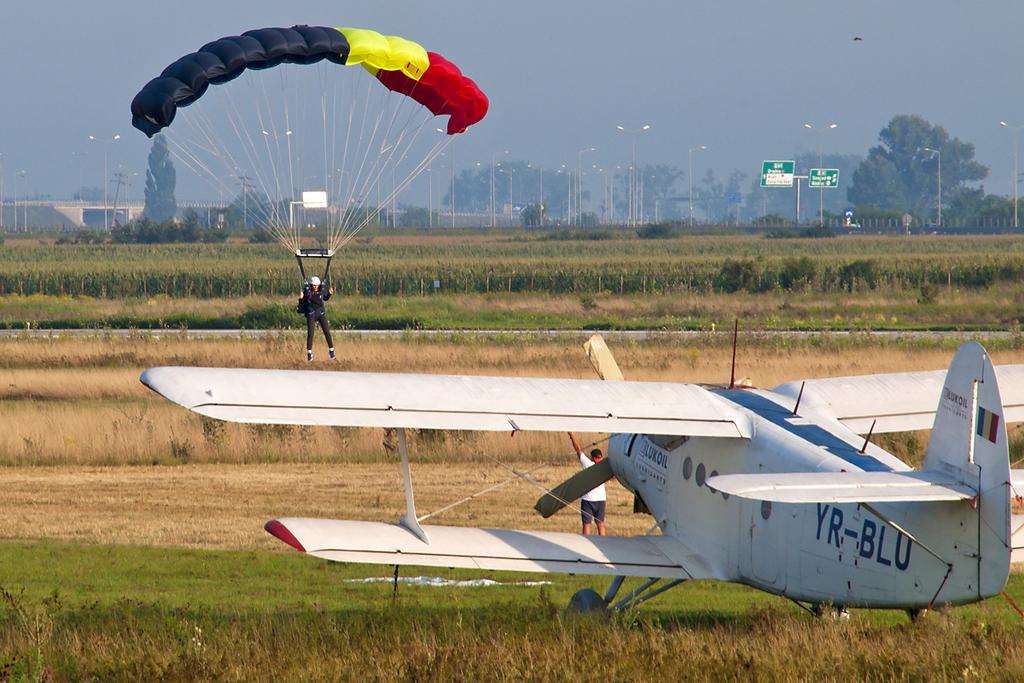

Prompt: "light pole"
[528,163,545,227]
[237,175,254,229]
[490,149,509,228]
[688,145,707,226]
[803,122,838,226]
[0,153,4,231]
[13,170,26,232]
[576,147,595,226]
[591,166,607,223]
[507,166,515,223]
[1000,121,1022,228]
[437,128,455,229]
[71,151,85,200]
[88,133,121,230]
[616,124,651,227]
[922,147,942,228]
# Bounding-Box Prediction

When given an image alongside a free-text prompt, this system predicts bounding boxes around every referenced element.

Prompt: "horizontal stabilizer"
[266,518,719,579]
[706,471,976,504]
[141,367,751,438]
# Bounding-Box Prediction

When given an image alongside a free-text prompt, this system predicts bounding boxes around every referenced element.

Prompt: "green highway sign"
[809,168,839,189]
[760,160,795,188]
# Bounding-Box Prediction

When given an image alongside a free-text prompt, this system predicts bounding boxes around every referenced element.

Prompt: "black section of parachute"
[131,26,350,137]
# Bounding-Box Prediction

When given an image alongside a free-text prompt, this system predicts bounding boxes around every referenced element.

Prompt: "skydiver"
[298,276,335,362]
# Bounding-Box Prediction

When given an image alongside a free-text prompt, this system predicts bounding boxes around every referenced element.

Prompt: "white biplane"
[141,338,1024,616]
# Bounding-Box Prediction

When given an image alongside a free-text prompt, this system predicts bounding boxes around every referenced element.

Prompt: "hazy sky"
[1,1,1022,200]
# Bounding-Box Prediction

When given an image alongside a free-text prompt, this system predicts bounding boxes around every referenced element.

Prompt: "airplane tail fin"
[923,341,1011,596]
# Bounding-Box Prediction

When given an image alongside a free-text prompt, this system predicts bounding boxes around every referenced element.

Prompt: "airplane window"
[682,457,693,480]
[761,500,772,520]
[695,463,706,487]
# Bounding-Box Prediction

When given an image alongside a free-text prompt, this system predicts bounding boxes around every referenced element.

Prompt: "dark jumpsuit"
[300,286,334,351]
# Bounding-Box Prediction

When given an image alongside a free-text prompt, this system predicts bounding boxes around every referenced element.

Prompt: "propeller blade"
[534,458,614,518]
[583,334,624,381]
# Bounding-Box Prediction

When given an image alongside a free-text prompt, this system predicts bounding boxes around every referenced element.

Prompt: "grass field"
[5,232,1024,330]
[3,541,1024,680]
[5,333,1024,679]
[5,333,1024,467]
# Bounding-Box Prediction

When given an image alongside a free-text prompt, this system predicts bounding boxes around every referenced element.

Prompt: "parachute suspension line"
[161,59,475,258]
[256,72,291,241]
[215,89,294,248]
[333,100,451,249]
[337,133,452,250]
[341,85,392,232]
[337,80,424,239]
[347,87,441,240]
[332,75,372,247]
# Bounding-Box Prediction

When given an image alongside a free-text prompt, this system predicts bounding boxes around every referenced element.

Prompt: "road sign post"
[794,175,808,226]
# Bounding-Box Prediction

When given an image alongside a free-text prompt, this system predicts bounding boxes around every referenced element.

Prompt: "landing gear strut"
[565,575,687,615]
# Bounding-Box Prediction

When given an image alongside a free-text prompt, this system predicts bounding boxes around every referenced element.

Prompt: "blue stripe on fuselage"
[713,389,892,472]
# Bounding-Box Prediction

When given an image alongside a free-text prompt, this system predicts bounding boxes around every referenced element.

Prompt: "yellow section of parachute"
[337,27,429,80]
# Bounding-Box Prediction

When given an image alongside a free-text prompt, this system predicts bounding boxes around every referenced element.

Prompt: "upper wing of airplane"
[140,367,752,438]
[773,364,1024,434]
[265,518,725,580]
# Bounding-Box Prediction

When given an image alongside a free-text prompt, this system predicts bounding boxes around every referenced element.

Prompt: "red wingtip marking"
[265,519,306,552]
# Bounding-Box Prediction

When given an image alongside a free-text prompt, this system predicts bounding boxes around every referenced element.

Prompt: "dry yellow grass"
[6,332,1021,380]
[0,462,647,550]
[4,335,1024,467]
[2,335,1024,557]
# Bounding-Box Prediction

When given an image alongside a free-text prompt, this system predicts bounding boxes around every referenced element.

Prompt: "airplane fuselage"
[607,386,1003,609]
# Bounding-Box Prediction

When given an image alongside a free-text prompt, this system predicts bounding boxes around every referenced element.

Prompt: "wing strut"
[397,428,429,544]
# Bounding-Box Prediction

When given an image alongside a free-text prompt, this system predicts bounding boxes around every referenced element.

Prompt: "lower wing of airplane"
[266,519,721,580]
[141,365,746,579]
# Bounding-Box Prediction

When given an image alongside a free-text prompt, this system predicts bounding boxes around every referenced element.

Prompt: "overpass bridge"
[0,200,224,230]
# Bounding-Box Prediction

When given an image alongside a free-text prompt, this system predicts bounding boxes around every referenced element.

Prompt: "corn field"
[3,234,1024,298]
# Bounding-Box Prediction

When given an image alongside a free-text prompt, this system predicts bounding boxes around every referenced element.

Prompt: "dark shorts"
[581,499,606,524]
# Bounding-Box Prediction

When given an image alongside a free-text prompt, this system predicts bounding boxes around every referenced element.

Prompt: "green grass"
[5,234,1024,299]
[5,232,1024,331]
[3,540,1024,680]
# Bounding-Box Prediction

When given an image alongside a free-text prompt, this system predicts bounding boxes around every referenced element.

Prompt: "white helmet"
[309,276,321,286]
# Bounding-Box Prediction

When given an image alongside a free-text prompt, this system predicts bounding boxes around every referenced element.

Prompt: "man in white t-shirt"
[579,447,608,536]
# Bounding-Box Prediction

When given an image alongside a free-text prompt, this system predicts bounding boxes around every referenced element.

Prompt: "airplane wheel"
[565,588,608,616]
[907,608,925,622]
[812,603,850,621]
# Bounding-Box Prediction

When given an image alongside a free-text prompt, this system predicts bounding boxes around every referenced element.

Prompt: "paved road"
[0,328,1018,341]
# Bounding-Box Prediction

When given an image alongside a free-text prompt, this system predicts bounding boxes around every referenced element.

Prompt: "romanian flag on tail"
[977,405,1000,444]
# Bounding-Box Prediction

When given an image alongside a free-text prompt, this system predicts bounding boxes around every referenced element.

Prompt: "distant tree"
[144,134,177,221]
[778,256,817,290]
[848,115,987,213]
[944,188,1015,227]
[521,203,542,227]
[614,164,685,221]
[715,258,761,293]
[398,206,431,228]
[698,169,749,223]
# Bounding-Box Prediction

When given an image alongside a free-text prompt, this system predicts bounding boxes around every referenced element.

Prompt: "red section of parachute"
[374,52,488,134]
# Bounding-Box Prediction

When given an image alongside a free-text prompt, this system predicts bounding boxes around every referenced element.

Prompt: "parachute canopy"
[131,26,488,137]
[129,26,487,257]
